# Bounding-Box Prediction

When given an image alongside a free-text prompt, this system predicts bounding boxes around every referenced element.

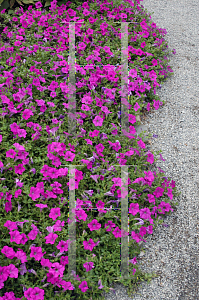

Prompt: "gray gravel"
[102,0,199,299]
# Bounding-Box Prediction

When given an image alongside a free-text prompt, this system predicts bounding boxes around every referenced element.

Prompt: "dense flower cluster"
[0,0,179,299]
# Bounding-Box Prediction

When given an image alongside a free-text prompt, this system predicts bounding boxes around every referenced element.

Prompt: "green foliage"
[0,0,180,299]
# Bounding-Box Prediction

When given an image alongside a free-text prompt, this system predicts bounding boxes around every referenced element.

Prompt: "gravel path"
[102,0,199,299]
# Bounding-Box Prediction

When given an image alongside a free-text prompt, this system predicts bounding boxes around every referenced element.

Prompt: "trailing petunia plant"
[0,0,180,299]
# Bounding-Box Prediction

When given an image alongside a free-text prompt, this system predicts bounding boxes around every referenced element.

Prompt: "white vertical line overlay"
[120,22,130,280]
[68,22,76,137]
[121,22,129,136]
[120,165,129,280]
[66,21,132,282]
[67,165,76,281]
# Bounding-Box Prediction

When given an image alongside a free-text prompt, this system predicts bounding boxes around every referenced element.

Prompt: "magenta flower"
[1,246,16,259]
[76,209,87,222]
[79,281,89,293]
[0,135,2,143]
[60,255,68,266]
[139,207,151,220]
[14,189,22,199]
[14,164,26,175]
[0,266,9,282]
[83,238,96,251]
[158,201,173,214]
[22,109,33,120]
[57,240,69,253]
[93,115,103,127]
[45,232,58,244]
[18,129,27,138]
[83,261,94,272]
[28,229,38,240]
[129,257,137,265]
[153,187,164,198]
[9,230,22,244]
[25,286,44,300]
[112,226,121,238]
[4,220,18,231]
[129,203,139,216]
[15,249,27,263]
[104,220,116,232]
[6,264,18,278]
[30,246,46,261]
[49,262,65,278]
[40,258,52,268]
[6,149,17,158]
[64,151,75,162]
[67,178,78,190]
[29,187,40,201]
[5,201,12,213]
[49,207,61,221]
[35,203,48,212]
[131,231,143,243]
[87,219,101,231]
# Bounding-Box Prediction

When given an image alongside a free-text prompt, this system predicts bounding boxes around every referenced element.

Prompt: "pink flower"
[29,187,40,201]
[87,219,101,231]
[93,116,103,127]
[133,102,140,112]
[57,240,69,253]
[45,232,58,244]
[0,135,2,143]
[40,258,52,268]
[20,233,28,245]
[89,129,99,137]
[17,129,27,138]
[14,189,22,198]
[79,280,89,293]
[67,178,78,190]
[22,109,33,120]
[47,101,55,107]
[158,201,173,214]
[49,262,65,278]
[49,207,61,221]
[153,187,164,198]
[128,114,136,124]
[4,220,18,231]
[28,229,38,240]
[139,207,151,220]
[60,255,68,266]
[104,220,116,232]
[6,264,18,278]
[9,230,22,244]
[1,246,15,259]
[29,287,44,300]
[129,203,139,216]
[15,163,26,175]
[112,226,121,238]
[131,231,143,243]
[83,261,94,272]
[83,238,96,251]
[0,266,9,282]
[35,1,43,9]
[30,246,46,261]
[35,203,48,212]
[50,91,57,98]
[76,209,87,222]
[15,249,27,263]
[64,151,75,162]
[6,149,16,158]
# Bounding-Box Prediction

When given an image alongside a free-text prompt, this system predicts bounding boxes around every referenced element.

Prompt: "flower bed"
[0,0,180,299]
